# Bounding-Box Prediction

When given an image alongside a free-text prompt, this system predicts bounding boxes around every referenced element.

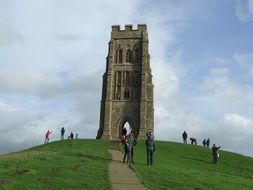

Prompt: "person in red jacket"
[45,130,52,144]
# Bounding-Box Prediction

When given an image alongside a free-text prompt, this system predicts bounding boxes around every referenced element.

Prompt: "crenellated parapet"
[111,24,147,32]
[111,24,148,40]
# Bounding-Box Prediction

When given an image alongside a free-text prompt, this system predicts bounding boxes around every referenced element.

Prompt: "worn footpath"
[108,142,146,190]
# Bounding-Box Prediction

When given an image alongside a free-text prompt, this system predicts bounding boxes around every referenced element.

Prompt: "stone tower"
[96,24,154,139]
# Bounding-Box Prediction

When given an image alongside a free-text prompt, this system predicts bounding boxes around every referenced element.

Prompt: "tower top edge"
[111,24,147,32]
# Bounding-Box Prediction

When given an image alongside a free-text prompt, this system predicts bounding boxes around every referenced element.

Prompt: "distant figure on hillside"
[182,131,188,144]
[190,138,197,145]
[76,133,78,139]
[202,139,206,147]
[206,138,210,148]
[123,139,130,165]
[212,144,221,164]
[44,130,52,144]
[70,132,74,139]
[145,132,156,166]
[61,127,65,140]
[122,127,127,136]
[128,132,137,164]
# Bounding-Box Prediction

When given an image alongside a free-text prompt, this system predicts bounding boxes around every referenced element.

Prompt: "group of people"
[182,131,221,164]
[44,127,78,144]
[121,127,156,166]
[202,138,210,148]
[121,131,137,164]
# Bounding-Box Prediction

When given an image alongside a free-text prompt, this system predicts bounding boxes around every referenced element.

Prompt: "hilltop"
[0,139,252,190]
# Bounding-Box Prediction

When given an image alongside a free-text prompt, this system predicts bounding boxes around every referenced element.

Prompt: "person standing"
[70,132,74,139]
[123,139,130,165]
[128,133,137,164]
[202,139,206,147]
[61,127,65,140]
[212,144,221,164]
[182,131,188,144]
[206,138,210,148]
[45,130,52,144]
[145,133,156,166]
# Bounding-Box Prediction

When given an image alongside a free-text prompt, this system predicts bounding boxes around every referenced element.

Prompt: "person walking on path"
[123,139,130,164]
[128,133,137,164]
[45,130,52,144]
[182,131,188,144]
[206,138,210,148]
[212,144,221,164]
[145,132,156,166]
[61,127,65,140]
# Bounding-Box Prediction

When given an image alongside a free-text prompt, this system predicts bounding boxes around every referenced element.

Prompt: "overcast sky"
[0,0,253,157]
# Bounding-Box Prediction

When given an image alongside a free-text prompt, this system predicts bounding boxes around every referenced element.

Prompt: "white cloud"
[225,113,253,126]
[235,0,253,22]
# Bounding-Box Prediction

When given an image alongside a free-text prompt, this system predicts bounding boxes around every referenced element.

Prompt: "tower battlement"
[111,24,147,33]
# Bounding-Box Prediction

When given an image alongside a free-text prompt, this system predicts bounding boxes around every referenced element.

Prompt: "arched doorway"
[117,117,135,139]
[122,121,131,136]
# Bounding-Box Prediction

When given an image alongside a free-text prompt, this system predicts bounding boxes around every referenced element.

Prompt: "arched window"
[134,49,139,63]
[126,49,132,63]
[118,50,123,63]
[124,88,130,99]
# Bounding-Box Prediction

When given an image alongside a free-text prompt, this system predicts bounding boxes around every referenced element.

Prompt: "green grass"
[1,139,253,190]
[130,140,253,190]
[0,139,111,190]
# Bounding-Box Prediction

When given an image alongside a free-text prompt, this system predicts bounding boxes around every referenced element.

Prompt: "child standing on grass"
[44,130,52,144]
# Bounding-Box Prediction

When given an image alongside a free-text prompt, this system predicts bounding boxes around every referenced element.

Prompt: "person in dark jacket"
[61,127,65,140]
[70,132,74,139]
[128,133,137,164]
[182,131,188,144]
[206,138,210,148]
[123,139,130,164]
[202,139,206,147]
[212,144,221,164]
[145,134,156,166]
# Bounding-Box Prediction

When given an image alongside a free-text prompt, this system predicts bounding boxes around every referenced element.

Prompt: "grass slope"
[130,140,253,190]
[0,139,111,190]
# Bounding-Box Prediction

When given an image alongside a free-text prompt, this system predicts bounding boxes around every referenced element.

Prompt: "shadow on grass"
[74,153,123,163]
[182,156,211,164]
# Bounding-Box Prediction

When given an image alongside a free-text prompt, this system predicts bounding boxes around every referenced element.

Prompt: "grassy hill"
[0,140,111,190]
[131,140,253,190]
[0,139,253,190]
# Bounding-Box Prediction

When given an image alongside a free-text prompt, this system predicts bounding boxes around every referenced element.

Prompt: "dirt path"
[109,147,146,190]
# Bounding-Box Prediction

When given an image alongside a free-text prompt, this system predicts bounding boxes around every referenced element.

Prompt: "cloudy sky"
[0,0,253,157]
